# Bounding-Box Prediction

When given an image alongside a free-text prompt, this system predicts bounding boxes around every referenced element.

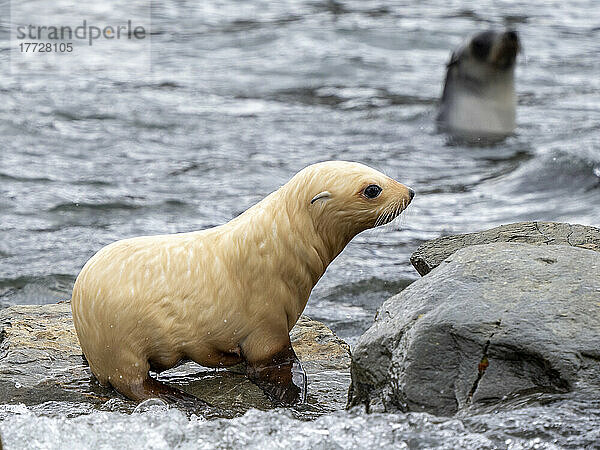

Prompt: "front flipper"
[245,344,307,405]
[292,356,308,403]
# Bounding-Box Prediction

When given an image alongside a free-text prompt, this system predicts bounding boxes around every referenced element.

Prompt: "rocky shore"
[410,221,600,276]
[0,304,350,419]
[349,221,600,416]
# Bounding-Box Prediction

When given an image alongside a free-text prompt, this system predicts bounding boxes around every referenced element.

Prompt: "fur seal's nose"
[408,188,415,200]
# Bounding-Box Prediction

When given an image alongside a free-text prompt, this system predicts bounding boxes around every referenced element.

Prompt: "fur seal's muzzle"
[493,30,520,69]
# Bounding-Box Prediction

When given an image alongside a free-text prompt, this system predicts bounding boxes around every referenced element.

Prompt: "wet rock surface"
[0,304,350,419]
[349,243,600,416]
[410,221,600,276]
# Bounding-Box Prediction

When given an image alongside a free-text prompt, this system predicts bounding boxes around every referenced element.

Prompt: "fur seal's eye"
[363,184,382,199]
[471,38,491,60]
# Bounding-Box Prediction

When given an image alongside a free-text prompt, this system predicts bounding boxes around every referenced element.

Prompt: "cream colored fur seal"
[71,161,414,406]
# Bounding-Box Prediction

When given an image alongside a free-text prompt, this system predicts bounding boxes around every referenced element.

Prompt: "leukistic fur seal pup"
[71,161,414,407]
[437,30,520,137]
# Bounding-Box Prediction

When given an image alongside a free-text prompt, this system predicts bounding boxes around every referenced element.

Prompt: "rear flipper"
[115,376,220,416]
[246,344,307,406]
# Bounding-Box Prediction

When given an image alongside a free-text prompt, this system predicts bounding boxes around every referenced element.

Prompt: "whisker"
[384,198,407,231]
[375,203,393,227]
[373,192,412,230]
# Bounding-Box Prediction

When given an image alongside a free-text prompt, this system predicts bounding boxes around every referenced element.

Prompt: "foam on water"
[0,403,570,449]
[2,394,600,449]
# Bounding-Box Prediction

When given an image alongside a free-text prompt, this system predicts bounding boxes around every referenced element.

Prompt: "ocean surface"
[1,0,599,448]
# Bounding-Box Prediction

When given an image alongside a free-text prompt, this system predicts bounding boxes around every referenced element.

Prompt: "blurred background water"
[1,0,599,448]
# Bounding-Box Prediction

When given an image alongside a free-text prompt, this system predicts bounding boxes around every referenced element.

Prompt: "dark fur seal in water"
[438,30,520,137]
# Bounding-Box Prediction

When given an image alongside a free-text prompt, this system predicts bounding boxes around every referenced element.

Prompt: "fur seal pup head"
[437,30,520,137]
[71,161,414,408]
[291,161,415,253]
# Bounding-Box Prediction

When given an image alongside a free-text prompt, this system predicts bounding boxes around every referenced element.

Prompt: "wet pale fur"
[71,161,413,397]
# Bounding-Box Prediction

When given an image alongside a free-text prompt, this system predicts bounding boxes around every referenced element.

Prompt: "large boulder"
[410,221,600,276]
[0,303,350,419]
[349,243,600,416]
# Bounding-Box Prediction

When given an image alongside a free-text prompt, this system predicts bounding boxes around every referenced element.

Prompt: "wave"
[0,274,75,306]
[48,202,142,213]
[0,172,55,183]
[52,110,118,121]
[47,199,189,214]
[262,86,435,109]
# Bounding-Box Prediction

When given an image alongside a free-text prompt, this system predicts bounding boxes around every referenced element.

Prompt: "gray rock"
[349,243,600,416]
[0,303,350,419]
[410,221,600,276]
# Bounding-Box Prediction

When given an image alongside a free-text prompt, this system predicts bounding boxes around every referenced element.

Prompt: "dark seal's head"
[462,30,520,71]
[438,30,520,138]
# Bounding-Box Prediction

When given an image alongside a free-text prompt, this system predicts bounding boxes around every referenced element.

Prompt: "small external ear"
[310,191,331,204]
